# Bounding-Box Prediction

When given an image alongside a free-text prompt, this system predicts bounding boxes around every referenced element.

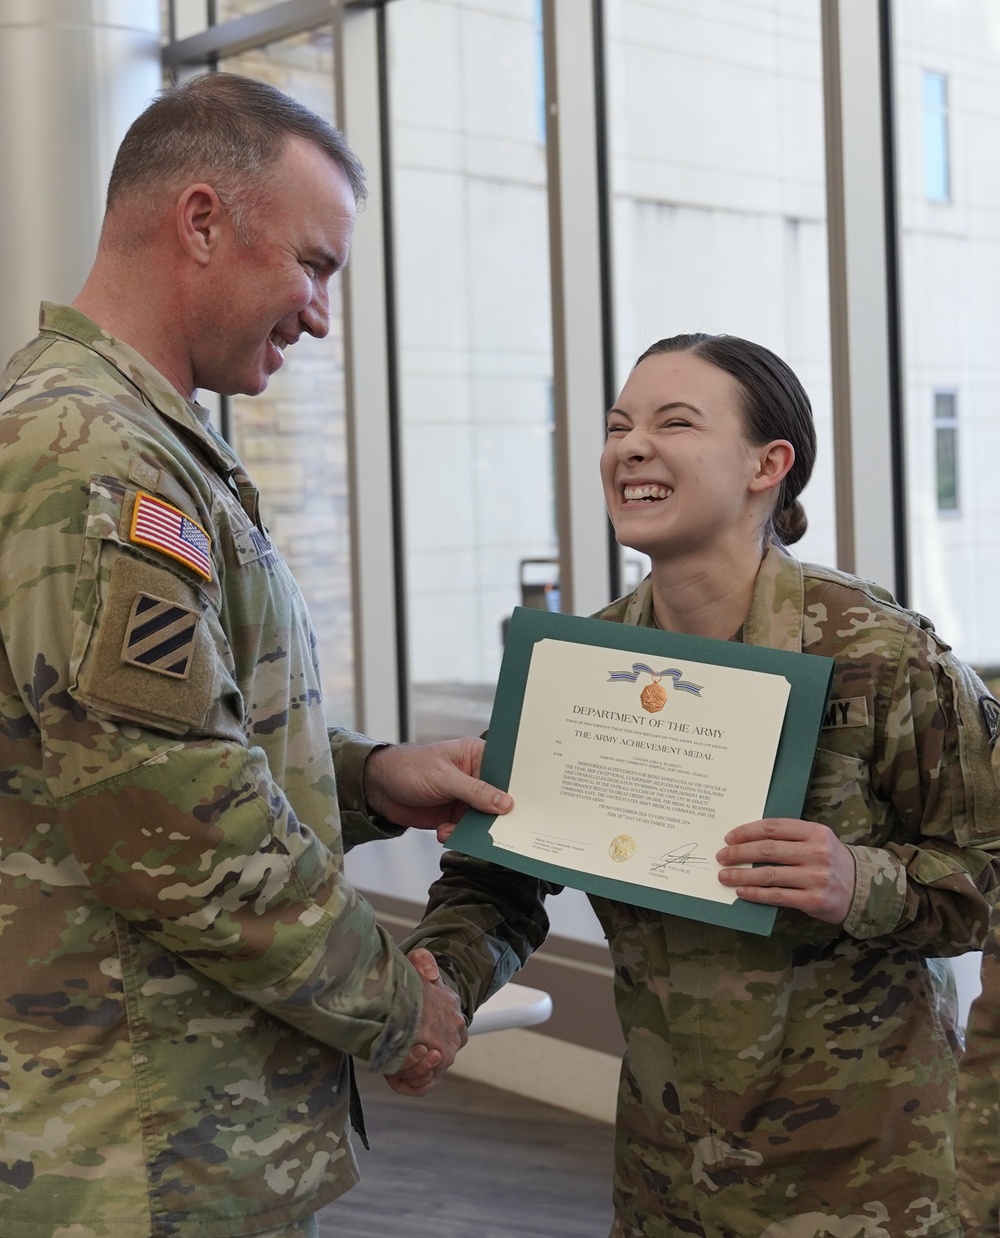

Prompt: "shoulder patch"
[121,592,199,679]
[130,491,212,581]
[76,554,217,734]
[979,695,1000,749]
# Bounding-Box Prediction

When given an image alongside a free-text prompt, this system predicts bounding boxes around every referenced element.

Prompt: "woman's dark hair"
[633,333,817,546]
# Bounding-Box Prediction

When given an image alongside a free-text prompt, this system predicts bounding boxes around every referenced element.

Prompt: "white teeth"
[623,485,671,502]
[270,333,288,351]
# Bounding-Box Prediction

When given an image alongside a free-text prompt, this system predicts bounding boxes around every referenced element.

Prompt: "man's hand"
[716,818,857,924]
[364,738,512,843]
[385,949,467,1097]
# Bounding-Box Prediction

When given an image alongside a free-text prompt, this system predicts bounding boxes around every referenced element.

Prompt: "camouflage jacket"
[406,545,1000,1237]
[957,930,1000,1237]
[0,304,425,1238]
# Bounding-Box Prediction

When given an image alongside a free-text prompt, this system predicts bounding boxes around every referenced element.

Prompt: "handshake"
[384,948,468,1098]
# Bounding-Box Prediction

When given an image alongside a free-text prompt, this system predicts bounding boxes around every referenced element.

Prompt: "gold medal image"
[609,834,637,863]
[640,675,667,713]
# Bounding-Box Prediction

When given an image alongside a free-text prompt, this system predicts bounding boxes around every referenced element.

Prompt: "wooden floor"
[317,1070,615,1238]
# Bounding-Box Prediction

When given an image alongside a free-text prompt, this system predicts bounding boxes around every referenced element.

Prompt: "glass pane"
[217,23,357,727]
[935,424,958,512]
[217,0,281,17]
[169,0,283,37]
[605,0,835,573]
[388,0,555,742]
[922,69,951,201]
[895,1,999,675]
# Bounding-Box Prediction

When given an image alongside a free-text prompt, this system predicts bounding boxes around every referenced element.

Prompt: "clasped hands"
[716,817,856,925]
[359,738,506,1096]
[384,948,467,1098]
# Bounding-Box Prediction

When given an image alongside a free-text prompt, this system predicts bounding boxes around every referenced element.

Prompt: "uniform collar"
[37,301,240,474]
[622,542,806,652]
[742,543,805,653]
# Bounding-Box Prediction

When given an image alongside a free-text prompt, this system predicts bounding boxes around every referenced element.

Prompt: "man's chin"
[221,370,271,399]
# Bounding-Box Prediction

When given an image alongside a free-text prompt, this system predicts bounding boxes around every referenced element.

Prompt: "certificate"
[447,607,834,936]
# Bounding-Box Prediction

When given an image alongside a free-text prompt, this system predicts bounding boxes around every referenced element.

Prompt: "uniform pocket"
[802,747,877,846]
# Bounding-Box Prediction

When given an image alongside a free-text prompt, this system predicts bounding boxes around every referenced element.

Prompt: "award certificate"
[447,608,834,936]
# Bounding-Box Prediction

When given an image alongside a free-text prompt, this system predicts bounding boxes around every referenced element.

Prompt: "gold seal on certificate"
[640,676,667,713]
[609,834,637,862]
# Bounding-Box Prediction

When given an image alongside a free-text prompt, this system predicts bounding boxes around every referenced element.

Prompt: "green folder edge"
[446,606,835,937]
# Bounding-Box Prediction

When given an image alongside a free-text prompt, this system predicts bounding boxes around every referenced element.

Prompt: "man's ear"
[176,183,226,266]
[749,439,795,494]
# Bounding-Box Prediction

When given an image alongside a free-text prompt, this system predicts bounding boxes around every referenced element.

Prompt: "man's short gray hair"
[105,72,366,242]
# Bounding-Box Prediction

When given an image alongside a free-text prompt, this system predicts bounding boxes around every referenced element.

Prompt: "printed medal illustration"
[607,661,704,709]
[640,674,666,713]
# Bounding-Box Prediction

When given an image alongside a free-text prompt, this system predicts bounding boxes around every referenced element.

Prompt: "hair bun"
[774,497,808,546]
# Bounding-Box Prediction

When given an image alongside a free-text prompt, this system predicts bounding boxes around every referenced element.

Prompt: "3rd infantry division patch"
[121,592,199,679]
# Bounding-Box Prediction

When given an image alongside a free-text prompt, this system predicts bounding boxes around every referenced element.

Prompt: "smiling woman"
[406,331,1000,1238]
[601,334,815,640]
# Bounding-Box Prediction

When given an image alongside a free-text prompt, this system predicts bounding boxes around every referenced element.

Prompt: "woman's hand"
[716,818,857,924]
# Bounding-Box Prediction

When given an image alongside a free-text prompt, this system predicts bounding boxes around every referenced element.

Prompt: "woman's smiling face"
[601,350,770,564]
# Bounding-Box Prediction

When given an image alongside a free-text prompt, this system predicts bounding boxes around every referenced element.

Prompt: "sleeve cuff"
[365,964,424,1074]
[842,845,908,939]
[329,730,407,845]
[330,727,383,812]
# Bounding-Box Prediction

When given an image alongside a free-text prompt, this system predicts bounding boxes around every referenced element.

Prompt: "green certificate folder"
[446,607,834,937]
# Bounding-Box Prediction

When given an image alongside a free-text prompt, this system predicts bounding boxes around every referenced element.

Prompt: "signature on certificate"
[648,842,710,875]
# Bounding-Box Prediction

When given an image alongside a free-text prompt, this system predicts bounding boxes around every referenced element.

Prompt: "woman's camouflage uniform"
[406,543,1000,1238]
[957,890,1000,1235]
[0,305,426,1237]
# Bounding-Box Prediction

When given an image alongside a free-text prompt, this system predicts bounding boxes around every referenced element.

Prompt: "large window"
[604,0,836,573]
[895,1,1000,671]
[387,0,556,742]
[215,16,357,727]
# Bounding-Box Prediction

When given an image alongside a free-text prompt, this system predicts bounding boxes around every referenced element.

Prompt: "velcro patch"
[821,696,869,729]
[121,592,199,679]
[130,492,212,581]
[980,695,1000,749]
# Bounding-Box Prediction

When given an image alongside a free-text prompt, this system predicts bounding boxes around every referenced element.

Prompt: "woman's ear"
[749,439,795,494]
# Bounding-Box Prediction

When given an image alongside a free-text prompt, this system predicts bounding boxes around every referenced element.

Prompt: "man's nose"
[301,281,331,339]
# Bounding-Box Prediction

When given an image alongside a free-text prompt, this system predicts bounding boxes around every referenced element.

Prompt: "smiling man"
[0,73,511,1238]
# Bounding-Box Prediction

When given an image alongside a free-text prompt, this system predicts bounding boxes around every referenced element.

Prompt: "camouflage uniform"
[405,544,1000,1238]
[956,886,1000,1235]
[0,304,426,1237]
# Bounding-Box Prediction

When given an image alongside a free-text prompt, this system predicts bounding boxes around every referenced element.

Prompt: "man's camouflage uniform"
[957,891,1000,1235]
[0,304,426,1238]
[405,544,1000,1238]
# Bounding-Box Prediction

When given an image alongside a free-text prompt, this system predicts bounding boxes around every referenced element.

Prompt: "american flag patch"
[129,492,212,581]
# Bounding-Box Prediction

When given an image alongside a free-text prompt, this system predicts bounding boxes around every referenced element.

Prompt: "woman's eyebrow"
[606,401,704,418]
